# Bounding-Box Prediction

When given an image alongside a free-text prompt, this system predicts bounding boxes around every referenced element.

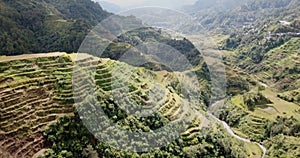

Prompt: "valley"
[0,0,299,158]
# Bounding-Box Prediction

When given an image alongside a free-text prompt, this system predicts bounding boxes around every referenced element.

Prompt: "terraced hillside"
[0,52,196,157]
[250,37,300,106]
[0,53,263,158]
[0,53,77,157]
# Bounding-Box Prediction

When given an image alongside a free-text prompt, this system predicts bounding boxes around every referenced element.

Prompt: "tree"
[82,145,98,158]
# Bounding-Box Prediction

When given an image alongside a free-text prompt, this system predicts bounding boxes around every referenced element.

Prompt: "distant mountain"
[186,0,300,32]
[184,0,250,13]
[219,0,300,64]
[95,0,121,13]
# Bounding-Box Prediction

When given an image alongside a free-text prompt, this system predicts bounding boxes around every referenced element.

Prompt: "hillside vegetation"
[0,53,263,158]
[212,94,300,157]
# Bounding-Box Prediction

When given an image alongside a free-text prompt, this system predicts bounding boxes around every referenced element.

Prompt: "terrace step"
[0,138,14,147]
[1,97,47,114]
[15,136,44,158]
[19,139,45,158]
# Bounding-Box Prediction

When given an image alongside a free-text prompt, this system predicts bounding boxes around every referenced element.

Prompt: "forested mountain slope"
[0,0,111,55]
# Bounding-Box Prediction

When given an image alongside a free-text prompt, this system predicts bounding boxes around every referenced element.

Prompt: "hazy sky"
[104,0,197,8]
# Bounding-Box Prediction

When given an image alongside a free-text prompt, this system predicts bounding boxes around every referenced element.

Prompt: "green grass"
[261,89,300,120]
[231,87,300,121]
[244,142,263,158]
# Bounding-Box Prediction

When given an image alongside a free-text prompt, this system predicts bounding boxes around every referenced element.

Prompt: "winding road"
[208,100,266,158]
